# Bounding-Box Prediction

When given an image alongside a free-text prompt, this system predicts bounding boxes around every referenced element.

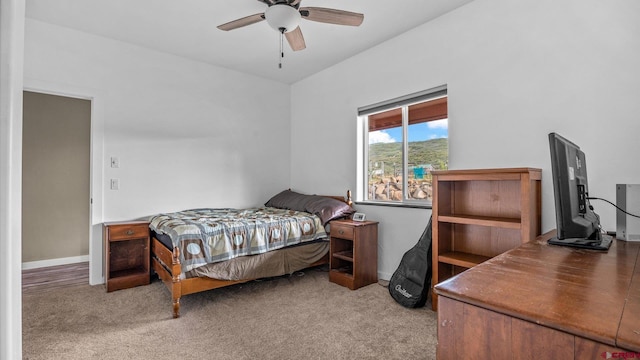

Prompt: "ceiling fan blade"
[285,26,306,51]
[299,7,364,26]
[289,0,302,6]
[257,0,275,5]
[217,13,265,31]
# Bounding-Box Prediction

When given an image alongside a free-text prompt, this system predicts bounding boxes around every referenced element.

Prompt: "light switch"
[110,157,120,168]
[110,179,119,190]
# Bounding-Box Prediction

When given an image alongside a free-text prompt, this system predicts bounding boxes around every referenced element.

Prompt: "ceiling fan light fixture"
[264,4,301,33]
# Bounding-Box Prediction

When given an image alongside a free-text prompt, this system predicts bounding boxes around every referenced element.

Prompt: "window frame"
[356,85,448,208]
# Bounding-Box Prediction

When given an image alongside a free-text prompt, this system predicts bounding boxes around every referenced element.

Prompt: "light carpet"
[23,266,437,359]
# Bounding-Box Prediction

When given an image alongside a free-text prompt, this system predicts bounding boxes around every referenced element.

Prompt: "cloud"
[427,119,448,130]
[369,131,396,144]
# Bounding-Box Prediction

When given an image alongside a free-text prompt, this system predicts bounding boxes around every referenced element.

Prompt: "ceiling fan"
[217,0,364,54]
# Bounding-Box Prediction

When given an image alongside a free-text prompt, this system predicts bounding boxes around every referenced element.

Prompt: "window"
[357,86,448,206]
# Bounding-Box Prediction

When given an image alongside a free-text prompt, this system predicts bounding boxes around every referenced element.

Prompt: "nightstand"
[103,220,150,292]
[329,219,378,290]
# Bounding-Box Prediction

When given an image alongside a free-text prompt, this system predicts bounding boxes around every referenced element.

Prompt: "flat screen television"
[548,132,612,250]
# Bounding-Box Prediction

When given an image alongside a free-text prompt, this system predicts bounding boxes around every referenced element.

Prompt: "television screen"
[548,132,612,250]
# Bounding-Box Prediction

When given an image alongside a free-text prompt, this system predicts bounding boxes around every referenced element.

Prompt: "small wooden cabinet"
[103,220,151,292]
[431,168,541,309]
[329,219,378,290]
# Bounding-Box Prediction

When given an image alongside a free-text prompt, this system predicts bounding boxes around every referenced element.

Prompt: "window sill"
[354,201,432,210]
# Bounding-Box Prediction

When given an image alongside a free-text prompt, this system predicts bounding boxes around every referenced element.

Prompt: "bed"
[150,190,354,318]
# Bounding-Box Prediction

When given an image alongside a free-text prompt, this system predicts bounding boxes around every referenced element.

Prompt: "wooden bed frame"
[151,191,352,318]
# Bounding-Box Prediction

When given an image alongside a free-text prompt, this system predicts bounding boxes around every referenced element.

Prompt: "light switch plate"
[110,157,120,168]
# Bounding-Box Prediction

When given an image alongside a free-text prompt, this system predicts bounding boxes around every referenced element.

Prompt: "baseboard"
[22,255,90,270]
[22,259,391,280]
[378,271,392,281]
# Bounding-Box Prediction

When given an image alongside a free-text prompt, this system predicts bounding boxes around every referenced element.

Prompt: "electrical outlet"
[110,179,119,190]
[110,157,120,168]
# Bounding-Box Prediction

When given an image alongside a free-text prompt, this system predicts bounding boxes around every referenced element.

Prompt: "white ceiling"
[25,0,474,84]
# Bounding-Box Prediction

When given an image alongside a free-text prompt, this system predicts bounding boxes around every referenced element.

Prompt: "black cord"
[587,197,640,219]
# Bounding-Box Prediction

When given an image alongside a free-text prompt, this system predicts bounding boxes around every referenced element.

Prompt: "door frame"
[23,78,105,285]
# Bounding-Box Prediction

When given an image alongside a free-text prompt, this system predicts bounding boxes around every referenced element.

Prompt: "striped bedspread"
[149,207,327,273]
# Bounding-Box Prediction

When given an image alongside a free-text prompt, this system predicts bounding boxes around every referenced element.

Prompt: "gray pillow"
[304,196,355,225]
[264,190,310,212]
[264,189,355,225]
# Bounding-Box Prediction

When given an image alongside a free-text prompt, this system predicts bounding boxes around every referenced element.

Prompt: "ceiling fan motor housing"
[265,4,301,33]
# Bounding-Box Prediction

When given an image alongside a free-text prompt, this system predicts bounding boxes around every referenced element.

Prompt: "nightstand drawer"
[107,224,149,241]
[331,223,354,240]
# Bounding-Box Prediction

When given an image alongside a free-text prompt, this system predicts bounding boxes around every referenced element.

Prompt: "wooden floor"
[22,262,90,293]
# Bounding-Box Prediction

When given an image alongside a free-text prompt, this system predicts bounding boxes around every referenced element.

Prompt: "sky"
[369,119,448,144]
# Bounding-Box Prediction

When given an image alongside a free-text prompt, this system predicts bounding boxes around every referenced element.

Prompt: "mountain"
[369,138,448,176]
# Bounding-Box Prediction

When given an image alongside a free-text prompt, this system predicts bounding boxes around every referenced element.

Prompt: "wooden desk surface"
[434,230,640,350]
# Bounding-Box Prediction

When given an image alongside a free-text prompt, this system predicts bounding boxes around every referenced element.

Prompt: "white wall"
[291,0,640,279]
[25,19,294,216]
[24,19,293,282]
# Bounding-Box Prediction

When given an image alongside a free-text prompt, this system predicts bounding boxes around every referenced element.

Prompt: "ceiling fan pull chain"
[279,28,285,69]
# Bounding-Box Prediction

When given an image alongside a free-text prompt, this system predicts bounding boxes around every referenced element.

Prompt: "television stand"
[547,232,613,251]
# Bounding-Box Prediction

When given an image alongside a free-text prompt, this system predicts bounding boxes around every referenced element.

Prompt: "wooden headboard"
[324,190,353,207]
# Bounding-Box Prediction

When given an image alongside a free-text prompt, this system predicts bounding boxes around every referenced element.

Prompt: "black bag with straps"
[388,216,433,308]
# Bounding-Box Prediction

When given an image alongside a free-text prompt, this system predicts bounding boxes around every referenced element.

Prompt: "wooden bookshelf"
[431,168,541,310]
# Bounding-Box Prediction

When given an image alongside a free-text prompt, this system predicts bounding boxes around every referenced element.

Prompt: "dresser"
[434,230,640,359]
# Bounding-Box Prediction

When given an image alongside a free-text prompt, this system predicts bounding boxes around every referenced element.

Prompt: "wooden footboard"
[152,237,329,318]
[152,237,256,318]
[151,238,182,318]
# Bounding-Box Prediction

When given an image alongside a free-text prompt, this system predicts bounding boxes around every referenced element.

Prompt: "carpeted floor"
[23,266,437,359]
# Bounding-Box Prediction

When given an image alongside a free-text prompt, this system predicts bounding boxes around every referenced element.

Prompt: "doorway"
[22,91,91,268]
